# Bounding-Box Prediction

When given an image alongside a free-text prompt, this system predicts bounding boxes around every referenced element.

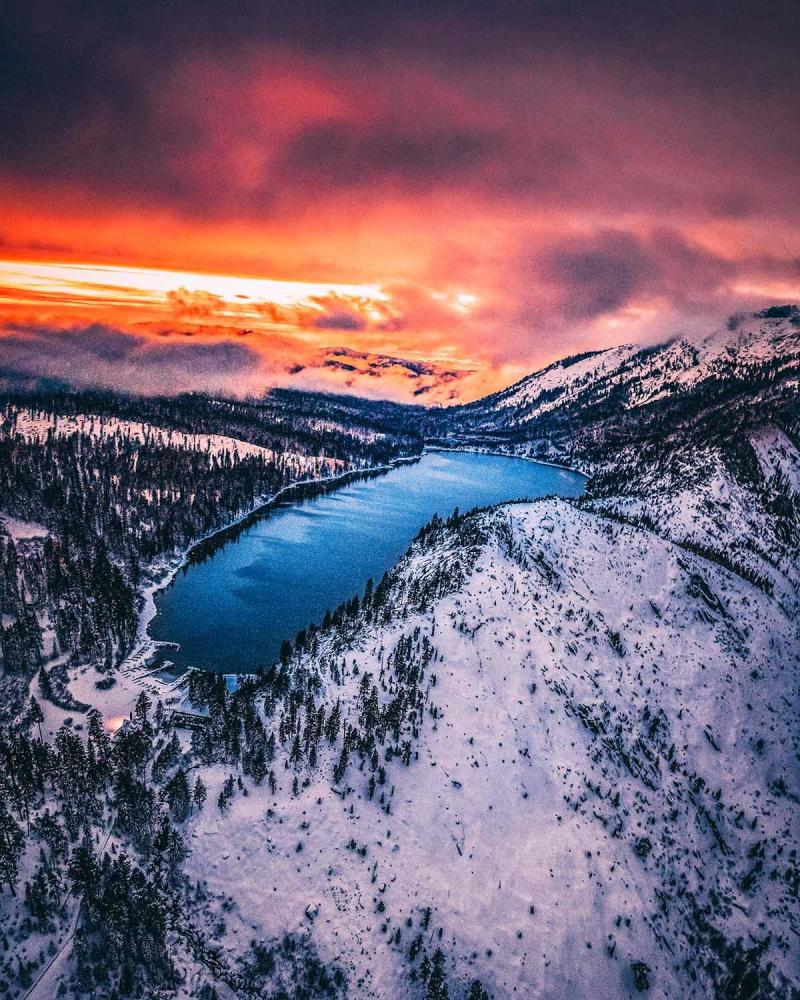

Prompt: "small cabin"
[169,710,209,731]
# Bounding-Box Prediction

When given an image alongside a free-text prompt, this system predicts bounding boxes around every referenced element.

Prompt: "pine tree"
[325,700,342,743]
[192,776,207,814]
[67,828,98,899]
[0,798,24,896]
[29,696,45,741]
[134,690,152,728]
[73,928,95,994]
[164,768,191,821]
[333,745,349,785]
[427,948,449,1000]
[38,665,53,702]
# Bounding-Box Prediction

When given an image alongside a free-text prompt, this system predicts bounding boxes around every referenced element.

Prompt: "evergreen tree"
[29,696,45,741]
[73,928,95,994]
[192,776,207,814]
[164,768,191,821]
[134,690,152,728]
[427,948,449,1000]
[0,798,24,895]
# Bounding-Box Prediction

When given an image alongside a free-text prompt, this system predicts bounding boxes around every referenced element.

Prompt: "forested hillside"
[0,390,422,718]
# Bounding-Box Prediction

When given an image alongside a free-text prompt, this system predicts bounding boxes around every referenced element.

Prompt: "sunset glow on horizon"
[0,258,394,338]
[1,1,798,401]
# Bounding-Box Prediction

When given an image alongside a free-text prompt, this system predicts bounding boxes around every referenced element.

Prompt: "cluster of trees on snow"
[0,603,462,1000]
[0,695,186,994]
[1,385,423,469]
[1,515,475,993]
[0,687,355,997]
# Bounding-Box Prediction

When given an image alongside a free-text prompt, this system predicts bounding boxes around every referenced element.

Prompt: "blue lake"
[149,450,585,673]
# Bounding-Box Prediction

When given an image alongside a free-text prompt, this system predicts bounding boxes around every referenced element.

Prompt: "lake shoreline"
[132,447,587,676]
[144,450,585,676]
[124,452,424,677]
[424,443,590,478]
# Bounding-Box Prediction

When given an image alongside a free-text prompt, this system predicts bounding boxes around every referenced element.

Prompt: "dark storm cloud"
[312,312,365,331]
[0,323,261,395]
[281,123,501,191]
[537,231,657,319]
[5,0,798,66]
[533,228,739,321]
[1,0,797,214]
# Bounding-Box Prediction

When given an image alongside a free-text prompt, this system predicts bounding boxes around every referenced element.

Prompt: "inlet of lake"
[149,450,585,674]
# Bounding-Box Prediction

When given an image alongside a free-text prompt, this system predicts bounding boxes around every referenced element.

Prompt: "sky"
[1,0,798,402]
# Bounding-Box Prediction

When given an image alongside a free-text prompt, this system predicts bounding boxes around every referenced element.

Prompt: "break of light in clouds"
[0,259,392,339]
[0,0,798,401]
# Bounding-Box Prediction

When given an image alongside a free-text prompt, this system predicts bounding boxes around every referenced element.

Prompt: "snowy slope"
[750,424,800,494]
[0,514,49,541]
[180,482,799,998]
[490,344,642,420]
[468,307,800,429]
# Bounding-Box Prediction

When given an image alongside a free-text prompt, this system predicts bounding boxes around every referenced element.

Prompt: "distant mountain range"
[287,345,476,402]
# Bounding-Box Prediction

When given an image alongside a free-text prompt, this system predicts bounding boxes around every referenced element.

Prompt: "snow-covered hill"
[7,407,344,476]
[173,444,798,997]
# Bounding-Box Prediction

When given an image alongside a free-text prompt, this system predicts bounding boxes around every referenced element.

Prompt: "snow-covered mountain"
[426,306,800,496]
[145,307,800,997]
[288,346,476,403]
[425,306,800,602]
[2,307,798,998]
[495,308,797,419]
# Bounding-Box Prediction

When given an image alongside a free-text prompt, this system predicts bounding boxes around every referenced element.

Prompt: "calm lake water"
[150,450,585,673]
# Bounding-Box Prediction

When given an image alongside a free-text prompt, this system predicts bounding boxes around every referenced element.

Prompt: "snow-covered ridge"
[3,407,344,473]
[491,343,641,417]
[587,442,800,611]
[750,424,800,494]
[472,309,800,426]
